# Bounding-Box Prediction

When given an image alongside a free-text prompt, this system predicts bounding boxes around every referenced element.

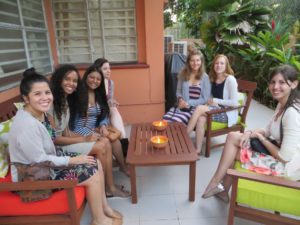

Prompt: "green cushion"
[234,161,300,216]
[238,92,246,107]
[0,119,12,178]
[206,92,245,131]
[14,102,24,110]
[207,116,242,131]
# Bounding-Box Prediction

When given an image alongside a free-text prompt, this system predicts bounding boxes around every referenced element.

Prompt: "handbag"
[250,138,280,155]
[11,161,53,202]
[106,126,121,142]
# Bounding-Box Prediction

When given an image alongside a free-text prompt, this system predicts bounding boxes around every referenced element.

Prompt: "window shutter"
[0,0,52,91]
[52,0,137,63]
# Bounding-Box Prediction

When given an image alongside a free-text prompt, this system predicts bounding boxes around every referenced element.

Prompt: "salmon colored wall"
[104,0,165,124]
[0,0,166,125]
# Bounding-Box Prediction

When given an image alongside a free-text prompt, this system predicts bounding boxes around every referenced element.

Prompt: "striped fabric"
[189,85,201,99]
[163,84,201,125]
[73,105,101,136]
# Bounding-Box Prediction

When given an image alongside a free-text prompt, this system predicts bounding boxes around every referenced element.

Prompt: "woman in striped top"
[163,49,211,125]
[72,65,130,179]
[93,58,126,139]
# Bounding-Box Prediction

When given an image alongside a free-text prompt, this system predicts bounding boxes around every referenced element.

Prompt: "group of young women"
[164,49,300,203]
[9,58,129,225]
[8,47,300,224]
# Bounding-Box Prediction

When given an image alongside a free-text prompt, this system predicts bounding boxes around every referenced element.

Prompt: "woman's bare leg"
[187,105,209,133]
[111,140,129,176]
[78,168,112,225]
[203,131,242,196]
[195,116,207,154]
[89,138,117,194]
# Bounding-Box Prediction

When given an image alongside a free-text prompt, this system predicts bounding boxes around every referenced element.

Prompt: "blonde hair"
[179,49,206,81]
[209,54,234,82]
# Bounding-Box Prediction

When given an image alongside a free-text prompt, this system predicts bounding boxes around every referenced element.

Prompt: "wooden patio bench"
[227,162,300,225]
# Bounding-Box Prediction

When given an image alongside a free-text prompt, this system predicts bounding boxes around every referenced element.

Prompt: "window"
[0,0,52,91]
[52,0,137,63]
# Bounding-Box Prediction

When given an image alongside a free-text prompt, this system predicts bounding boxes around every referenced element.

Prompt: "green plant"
[267,48,300,72]
[200,0,271,47]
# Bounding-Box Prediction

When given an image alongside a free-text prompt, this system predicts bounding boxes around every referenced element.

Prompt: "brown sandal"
[106,185,131,198]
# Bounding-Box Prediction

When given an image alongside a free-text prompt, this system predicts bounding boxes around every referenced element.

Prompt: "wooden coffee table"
[126,122,198,204]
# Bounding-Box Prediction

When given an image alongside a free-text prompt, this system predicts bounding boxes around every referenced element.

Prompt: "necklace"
[24,106,44,122]
[274,107,284,121]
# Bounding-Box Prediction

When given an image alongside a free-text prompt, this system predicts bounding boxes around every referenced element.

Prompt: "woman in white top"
[202,64,300,203]
[187,54,239,154]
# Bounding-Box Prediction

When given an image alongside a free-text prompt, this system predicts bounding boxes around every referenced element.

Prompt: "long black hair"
[82,64,110,126]
[20,67,50,98]
[50,64,85,129]
[270,64,300,112]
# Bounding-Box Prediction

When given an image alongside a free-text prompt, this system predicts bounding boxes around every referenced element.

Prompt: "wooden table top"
[126,122,197,165]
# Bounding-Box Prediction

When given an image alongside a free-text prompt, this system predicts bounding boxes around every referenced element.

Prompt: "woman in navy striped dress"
[163,49,211,125]
[71,65,130,191]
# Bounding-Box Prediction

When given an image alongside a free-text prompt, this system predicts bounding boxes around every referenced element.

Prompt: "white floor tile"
[179,217,228,225]
[138,195,178,220]
[175,194,228,219]
[140,220,180,225]
[108,197,140,222]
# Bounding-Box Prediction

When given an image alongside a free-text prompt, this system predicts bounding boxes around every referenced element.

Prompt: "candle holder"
[152,120,168,131]
[150,135,168,149]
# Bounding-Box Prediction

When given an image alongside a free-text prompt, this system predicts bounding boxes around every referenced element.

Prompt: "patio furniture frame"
[227,169,300,225]
[204,80,257,157]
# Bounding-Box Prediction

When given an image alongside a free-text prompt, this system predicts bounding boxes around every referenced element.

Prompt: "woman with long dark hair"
[202,65,300,203]
[94,58,126,139]
[71,65,130,180]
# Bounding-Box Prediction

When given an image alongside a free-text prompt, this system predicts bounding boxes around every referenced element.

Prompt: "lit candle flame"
[158,121,162,126]
[157,138,161,144]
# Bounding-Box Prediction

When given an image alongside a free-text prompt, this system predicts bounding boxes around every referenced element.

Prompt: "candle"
[151,135,168,148]
[152,120,168,131]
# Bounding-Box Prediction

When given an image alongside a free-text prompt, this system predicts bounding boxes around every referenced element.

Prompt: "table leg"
[129,165,137,204]
[189,161,196,201]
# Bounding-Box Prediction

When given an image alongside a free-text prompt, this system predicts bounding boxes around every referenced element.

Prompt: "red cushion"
[0,172,86,216]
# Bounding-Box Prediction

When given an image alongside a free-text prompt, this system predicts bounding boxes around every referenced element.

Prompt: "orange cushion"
[0,172,86,216]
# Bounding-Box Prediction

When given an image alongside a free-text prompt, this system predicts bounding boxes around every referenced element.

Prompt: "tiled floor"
[81,100,274,225]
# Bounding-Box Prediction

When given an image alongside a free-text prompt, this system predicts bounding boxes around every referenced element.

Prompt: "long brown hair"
[179,49,206,81]
[270,64,300,112]
[209,54,234,82]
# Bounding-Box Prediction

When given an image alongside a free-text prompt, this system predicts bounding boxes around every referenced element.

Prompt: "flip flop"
[106,185,131,198]
[119,167,130,177]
